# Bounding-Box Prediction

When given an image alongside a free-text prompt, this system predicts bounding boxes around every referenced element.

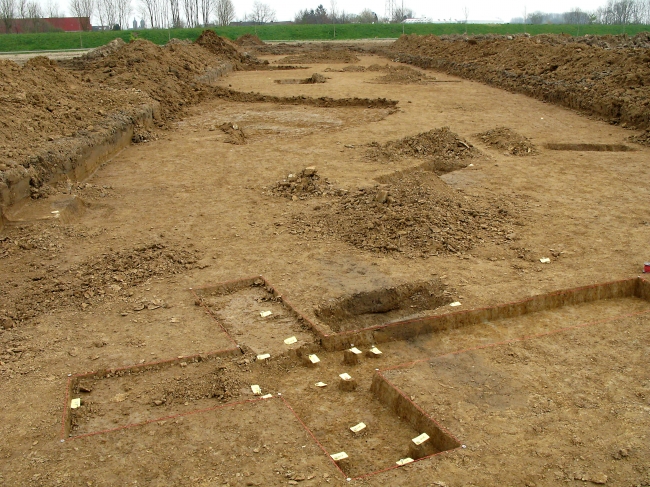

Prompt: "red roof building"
[0,17,91,34]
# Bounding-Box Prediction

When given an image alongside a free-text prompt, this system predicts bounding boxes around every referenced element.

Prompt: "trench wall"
[320,277,644,350]
[387,51,650,131]
[370,373,460,453]
[0,102,159,211]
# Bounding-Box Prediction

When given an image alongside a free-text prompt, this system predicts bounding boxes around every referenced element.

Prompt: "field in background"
[0,22,648,52]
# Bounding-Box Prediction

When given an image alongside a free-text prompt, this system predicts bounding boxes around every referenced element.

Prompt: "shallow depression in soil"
[315,280,450,333]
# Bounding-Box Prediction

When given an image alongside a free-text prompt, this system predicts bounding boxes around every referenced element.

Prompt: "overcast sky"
[46,0,608,24]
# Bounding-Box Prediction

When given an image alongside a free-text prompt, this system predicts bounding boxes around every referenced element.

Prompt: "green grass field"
[0,23,648,52]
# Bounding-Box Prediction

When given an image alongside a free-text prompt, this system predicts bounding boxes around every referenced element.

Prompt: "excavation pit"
[274,73,327,85]
[66,353,246,437]
[287,376,445,478]
[315,280,450,333]
[545,142,634,151]
[194,277,319,356]
[380,301,650,482]
[69,396,339,481]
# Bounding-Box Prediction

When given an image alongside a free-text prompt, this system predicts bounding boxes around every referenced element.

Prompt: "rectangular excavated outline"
[59,276,650,480]
[193,275,650,351]
[369,300,650,479]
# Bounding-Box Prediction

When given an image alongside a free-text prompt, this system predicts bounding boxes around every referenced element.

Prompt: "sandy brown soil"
[1,35,650,486]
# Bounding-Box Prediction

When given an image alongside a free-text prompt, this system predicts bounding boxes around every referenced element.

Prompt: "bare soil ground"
[1,34,650,486]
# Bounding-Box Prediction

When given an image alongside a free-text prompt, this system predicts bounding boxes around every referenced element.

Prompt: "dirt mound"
[253,42,302,56]
[234,33,265,46]
[269,167,338,200]
[275,73,328,84]
[219,121,246,144]
[131,125,158,143]
[476,127,536,155]
[278,47,360,64]
[195,29,259,69]
[0,57,150,196]
[287,168,519,258]
[2,239,200,324]
[72,38,227,122]
[367,64,436,84]
[367,127,480,174]
[81,37,126,60]
[387,33,650,130]
[629,130,650,147]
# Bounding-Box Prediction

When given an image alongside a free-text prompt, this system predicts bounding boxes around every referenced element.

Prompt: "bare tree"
[330,0,336,37]
[46,0,63,17]
[214,0,234,26]
[26,0,41,17]
[181,0,197,26]
[17,0,26,17]
[97,0,117,27]
[356,8,377,23]
[70,0,94,20]
[250,1,275,24]
[198,0,209,25]
[391,6,413,22]
[140,0,156,26]
[141,0,170,27]
[116,0,130,28]
[0,0,15,31]
[169,0,181,26]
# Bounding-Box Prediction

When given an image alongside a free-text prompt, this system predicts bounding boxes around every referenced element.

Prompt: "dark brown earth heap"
[367,63,436,84]
[72,38,226,121]
[2,239,200,324]
[278,46,360,64]
[476,127,536,155]
[367,127,480,174]
[388,33,650,130]
[288,168,520,258]
[195,29,265,69]
[234,33,266,47]
[269,167,338,199]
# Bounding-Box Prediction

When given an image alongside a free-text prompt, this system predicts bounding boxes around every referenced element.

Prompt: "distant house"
[0,17,91,34]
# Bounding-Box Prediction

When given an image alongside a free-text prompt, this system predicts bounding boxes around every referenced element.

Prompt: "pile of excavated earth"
[385,32,650,134]
[278,166,521,258]
[475,127,537,155]
[366,126,481,174]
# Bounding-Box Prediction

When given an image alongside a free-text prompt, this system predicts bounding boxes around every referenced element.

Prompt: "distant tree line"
[515,0,650,24]
[0,0,277,32]
[294,4,390,24]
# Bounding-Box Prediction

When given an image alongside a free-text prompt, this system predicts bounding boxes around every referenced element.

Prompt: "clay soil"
[1,34,650,487]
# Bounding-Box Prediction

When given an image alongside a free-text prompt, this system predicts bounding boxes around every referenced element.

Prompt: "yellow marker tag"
[396,457,414,466]
[412,433,430,445]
